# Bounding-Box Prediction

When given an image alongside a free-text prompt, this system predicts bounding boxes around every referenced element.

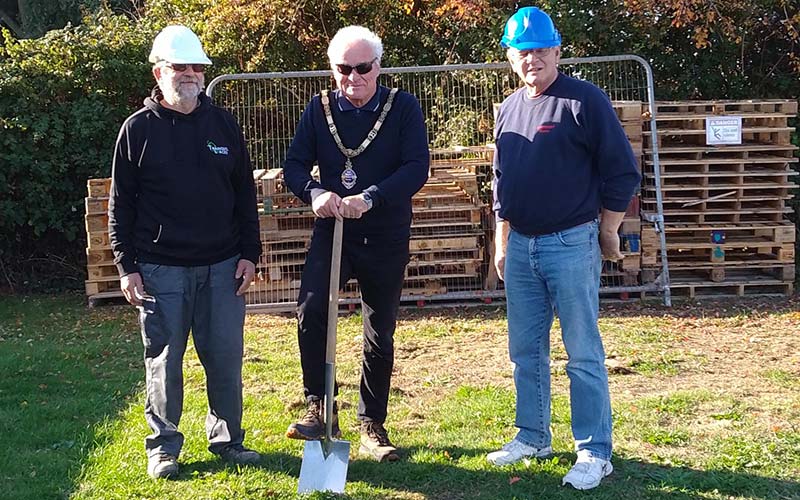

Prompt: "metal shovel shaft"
[323,362,335,453]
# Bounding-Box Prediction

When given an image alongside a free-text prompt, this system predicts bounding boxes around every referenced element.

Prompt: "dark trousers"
[297,227,409,424]
[138,254,246,458]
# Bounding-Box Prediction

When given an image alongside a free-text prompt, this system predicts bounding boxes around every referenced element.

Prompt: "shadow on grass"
[346,447,800,500]
[169,445,800,499]
[0,294,143,500]
[176,451,302,479]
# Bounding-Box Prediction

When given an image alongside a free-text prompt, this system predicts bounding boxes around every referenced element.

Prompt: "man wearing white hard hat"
[486,7,641,490]
[108,25,262,479]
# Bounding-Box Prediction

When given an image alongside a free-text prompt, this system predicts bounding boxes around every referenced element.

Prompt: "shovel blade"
[297,439,350,494]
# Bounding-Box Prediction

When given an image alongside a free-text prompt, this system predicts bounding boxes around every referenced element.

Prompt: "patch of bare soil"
[387,296,800,428]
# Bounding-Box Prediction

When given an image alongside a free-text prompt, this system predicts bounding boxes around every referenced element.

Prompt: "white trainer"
[562,450,613,490]
[486,438,553,466]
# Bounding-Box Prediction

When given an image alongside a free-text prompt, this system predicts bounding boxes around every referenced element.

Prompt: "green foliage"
[1,0,798,291]
[5,0,134,38]
[0,9,155,289]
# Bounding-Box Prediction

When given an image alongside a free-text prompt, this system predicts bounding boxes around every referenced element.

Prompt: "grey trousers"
[138,254,246,458]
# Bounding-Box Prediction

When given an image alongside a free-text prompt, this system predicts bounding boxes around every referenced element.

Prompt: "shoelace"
[503,440,527,452]
[301,402,322,422]
[364,422,392,446]
[570,459,607,478]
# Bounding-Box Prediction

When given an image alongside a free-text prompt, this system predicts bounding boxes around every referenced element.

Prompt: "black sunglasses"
[335,58,377,76]
[164,63,207,73]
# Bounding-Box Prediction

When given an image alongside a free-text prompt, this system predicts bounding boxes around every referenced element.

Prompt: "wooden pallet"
[644,99,797,149]
[85,279,121,295]
[668,274,794,298]
[85,213,109,233]
[87,231,111,250]
[653,99,798,115]
[601,268,640,287]
[86,263,121,281]
[86,248,116,266]
[640,222,796,264]
[405,259,482,278]
[665,249,795,269]
[643,222,796,248]
[644,191,796,213]
[650,115,794,132]
[646,174,797,190]
[409,247,483,263]
[409,235,480,252]
[259,212,315,231]
[85,197,108,214]
[87,178,111,198]
[644,128,794,148]
[654,204,793,224]
[669,263,795,283]
[613,100,645,121]
[645,143,798,160]
[646,194,795,214]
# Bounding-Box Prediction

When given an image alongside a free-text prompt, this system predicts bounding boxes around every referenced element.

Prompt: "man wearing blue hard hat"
[487,6,641,491]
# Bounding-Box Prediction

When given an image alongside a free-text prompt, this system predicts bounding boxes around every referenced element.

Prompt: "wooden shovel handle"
[325,217,343,364]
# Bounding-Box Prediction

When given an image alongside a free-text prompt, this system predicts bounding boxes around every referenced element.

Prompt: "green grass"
[0,295,141,500]
[761,369,799,388]
[1,294,799,499]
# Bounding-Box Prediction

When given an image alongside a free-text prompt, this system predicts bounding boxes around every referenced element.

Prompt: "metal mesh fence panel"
[208,57,670,311]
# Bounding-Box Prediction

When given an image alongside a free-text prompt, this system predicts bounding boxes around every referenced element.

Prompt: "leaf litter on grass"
[8,294,799,498]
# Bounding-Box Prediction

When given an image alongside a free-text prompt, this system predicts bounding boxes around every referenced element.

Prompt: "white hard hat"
[148,25,212,65]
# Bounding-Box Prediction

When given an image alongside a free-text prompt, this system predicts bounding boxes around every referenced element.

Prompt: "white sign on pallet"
[705,116,742,145]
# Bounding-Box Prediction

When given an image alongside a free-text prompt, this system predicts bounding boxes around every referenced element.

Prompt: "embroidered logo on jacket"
[207,141,230,155]
[537,124,556,133]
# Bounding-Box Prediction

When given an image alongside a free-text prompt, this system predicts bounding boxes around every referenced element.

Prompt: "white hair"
[327,26,383,63]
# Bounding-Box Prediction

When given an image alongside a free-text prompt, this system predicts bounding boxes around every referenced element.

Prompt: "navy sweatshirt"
[283,86,430,241]
[109,89,262,276]
[492,73,641,236]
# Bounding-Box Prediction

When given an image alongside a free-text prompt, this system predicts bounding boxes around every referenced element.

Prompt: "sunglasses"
[163,63,207,73]
[335,58,377,76]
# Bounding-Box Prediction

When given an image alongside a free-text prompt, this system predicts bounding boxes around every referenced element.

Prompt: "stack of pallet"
[83,173,274,306]
[603,101,645,290]
[84,179,122,303]
[248,156,489,309]
[641,99,797,297]
[246,169,315,306]
[420,147,491,296]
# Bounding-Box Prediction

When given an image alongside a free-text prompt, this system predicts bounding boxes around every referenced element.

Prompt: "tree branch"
[0,9,25,38]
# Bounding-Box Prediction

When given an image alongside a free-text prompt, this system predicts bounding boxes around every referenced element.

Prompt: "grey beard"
[161,81,203,107]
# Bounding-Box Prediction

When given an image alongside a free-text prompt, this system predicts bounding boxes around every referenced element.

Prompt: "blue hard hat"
[500,7,562,50]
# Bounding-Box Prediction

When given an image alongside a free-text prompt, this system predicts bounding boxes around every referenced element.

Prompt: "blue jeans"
[504,220,612,460]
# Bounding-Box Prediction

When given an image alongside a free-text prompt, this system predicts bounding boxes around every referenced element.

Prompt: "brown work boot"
[286,399,340,440]
[359,421,400,462]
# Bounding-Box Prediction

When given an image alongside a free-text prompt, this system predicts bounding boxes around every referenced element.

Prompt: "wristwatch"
[361,191,374,210]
